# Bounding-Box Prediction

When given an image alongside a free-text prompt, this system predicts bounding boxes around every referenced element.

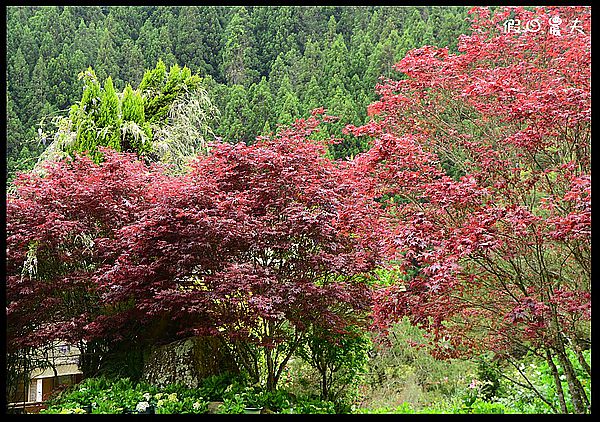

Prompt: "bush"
[360,317,478,409]
[282,397,336,414]
[198,372,240,401]
[469,399,507,414]
[40,376,208,414]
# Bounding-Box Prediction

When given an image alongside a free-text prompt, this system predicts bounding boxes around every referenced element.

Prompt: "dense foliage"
[6,5,471,182]
[5,5,591,415]
[34,61,217,171]
[39,341,591,414]
[6,111,382,392]
[348,5,591,413]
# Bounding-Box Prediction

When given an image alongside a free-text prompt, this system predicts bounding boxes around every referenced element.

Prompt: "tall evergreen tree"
[28,55,53,130]
[138,60,202,125]
[58,7,77,46]
[120,39,146,86]
[120,83,152,154]
[219,6,258,86]
[7,48,31,127]
[174,6,212,74]
[95,21,120,87]
[47,45,87,112]
[275,74,301,128]
[96,76,122,152]
[268,53,290,95]
[72,18,97,64]
[323,34,350,93]
[302,75,324,114]
[6,93,26,161]
[248,77,275,139]
[297,38,323,90]
[218,84,253,144]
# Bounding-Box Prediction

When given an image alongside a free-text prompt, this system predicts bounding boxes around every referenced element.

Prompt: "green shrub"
[252,389,293,412]
[217,393,247,414]
[282,397,336,414]
[469,399,507,414]
[40,376,208,414]
[199,372,238,401]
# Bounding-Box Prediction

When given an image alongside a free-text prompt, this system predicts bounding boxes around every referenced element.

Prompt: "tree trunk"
[546,291,590,413]
[554,343,590,413]
[265,348,276,392]
[231,341,260,385]
[321,369,329,401]
[571,340,591,378]
[78,339,103,378]
[546,349,568,413]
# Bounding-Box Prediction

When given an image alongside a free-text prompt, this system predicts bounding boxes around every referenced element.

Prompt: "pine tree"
[326,84,363,160]
[324,15,338,47]
[268,53,289,95]
[365,9,383,45]
[219,6,258,86]
[28,55,53,131]
[72,18,97,65]
[248,77,275,139]
[403,8,427,47]
[120,39,146,86]
[297,37,323,90]
[302,75,324,114]
[251,6,298,78]
[109,6,149,41]
[58,7,77,46]
[95,23,120,86]
[275,74,301,128]
[218,84,253,144]
[324,34,350,93]
[348,28,373,84]
[174,6,211,74]
[364,28,405,89]
[47,45,87,112]
[199,7,224,75]
[137,19,160,69]
[7,48,30,124]
[282,41,302,89]
[6,93,25,160]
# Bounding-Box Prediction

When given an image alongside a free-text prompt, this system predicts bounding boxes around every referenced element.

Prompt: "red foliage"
[6,117,383,351]
[6,151,167,350]
[349,6,591,358]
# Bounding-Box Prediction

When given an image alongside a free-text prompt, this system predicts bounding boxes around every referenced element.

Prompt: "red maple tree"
[6,151,167,372]
[347,6,590,413]
[6,111,383,390]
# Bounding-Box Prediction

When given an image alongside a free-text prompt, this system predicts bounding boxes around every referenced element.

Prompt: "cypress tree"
[248,77,275,139]
[121,84,152,154]
[220,6,258,86]
[218,84,253,144]
[97,76,122,152]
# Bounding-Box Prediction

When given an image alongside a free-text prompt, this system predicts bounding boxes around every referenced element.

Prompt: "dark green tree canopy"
[6,5,472,182]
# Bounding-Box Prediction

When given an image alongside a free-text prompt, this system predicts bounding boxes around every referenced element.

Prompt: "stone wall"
[141,336,238,388]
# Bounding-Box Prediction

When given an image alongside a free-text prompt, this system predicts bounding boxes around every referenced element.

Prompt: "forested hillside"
[6,5,471,182]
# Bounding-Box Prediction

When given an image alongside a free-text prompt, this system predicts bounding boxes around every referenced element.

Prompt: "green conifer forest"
[6,5,470,183]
